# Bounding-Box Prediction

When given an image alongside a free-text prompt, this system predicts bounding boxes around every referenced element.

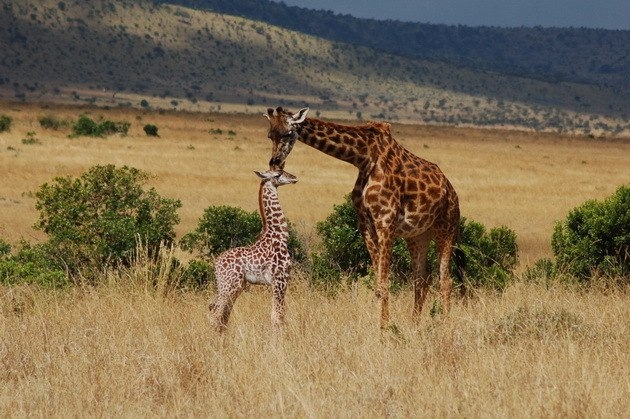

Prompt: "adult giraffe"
[264,107,463,328]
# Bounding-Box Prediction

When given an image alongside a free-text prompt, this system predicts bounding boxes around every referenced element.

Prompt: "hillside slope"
[169,0,630,89]
[0,0,628,136]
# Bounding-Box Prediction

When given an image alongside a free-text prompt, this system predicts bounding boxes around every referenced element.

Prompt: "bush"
[312,195,411,290]
[523,258,558,284]
[143,124,159,137]
[39,115,69,130]
[0,238,11,257]
[458,219,519,290]
[33,165,182,282]
[311,194,518,291]
[71,114,130,137]
[0,114,12,132]
[181,206,261,255]
[179,258,214,289]
[181,205,306,263]
[551,185,630,281]
[0,240,70,288]
[21,131,40,145]
[72,114,98,136]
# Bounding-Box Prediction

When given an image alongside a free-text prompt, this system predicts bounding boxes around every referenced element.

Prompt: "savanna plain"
[1,102,629,417]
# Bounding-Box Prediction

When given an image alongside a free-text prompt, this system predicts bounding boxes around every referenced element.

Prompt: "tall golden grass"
[1,102,629,416]
[2,270,628,416]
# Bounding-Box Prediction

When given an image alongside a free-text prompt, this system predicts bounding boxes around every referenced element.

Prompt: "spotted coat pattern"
[209,170,297,332]
[265,107,461,328]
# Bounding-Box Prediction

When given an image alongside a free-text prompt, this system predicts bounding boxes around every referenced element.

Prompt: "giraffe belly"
[394,212,435,238]
[243,264,273,285]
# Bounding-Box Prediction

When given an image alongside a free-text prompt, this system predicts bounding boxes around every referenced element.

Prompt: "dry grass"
[1,277,628,417]
[1,101,630,416]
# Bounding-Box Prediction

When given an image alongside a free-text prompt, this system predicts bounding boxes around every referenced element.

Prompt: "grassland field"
[1,101,629,417]
[1,101,629,266]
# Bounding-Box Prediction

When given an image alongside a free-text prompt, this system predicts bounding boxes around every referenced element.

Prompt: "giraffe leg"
[375,228,394,328]
[406,233,432,321]
[209,276,244,332]
[209,296,229,332]
[271,274,288,328]
[353,188,380,270]
[435,234,455,314]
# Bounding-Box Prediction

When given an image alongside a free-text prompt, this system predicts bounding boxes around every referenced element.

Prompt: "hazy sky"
[274,0,630,30]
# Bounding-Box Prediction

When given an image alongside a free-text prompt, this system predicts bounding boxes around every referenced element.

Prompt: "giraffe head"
[264,106,309,170]
[254,169,298,186]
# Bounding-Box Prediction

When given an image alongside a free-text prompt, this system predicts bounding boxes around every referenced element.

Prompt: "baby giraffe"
[210,170,297,332]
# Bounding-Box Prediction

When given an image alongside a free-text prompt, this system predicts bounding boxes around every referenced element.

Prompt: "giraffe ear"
[289,107,309,125]
[263,108,274,120]
[254,170,277,179]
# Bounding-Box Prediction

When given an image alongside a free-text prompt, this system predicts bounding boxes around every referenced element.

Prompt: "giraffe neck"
[296,118,375,169]
[258,181,288,240]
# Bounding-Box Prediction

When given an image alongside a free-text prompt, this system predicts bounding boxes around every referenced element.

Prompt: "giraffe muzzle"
[269,156,285,170]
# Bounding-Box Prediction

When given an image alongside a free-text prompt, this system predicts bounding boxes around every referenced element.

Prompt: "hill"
[169,0,630,89]
[0,0,628,136]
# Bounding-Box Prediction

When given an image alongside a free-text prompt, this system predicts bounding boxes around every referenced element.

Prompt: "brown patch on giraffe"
[427,186,442,200]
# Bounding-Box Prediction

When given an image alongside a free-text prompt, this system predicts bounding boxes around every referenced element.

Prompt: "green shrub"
[312,195,411,290]
[551,185,630,281]
[522,257,557,284]
[0,238,11,257]
[71,114,130,137]
[72,114,98,136]
[39,115,69,130]
[143,124,159,137]
[0,114,12,132]
[181,205,306,263]
[181,206,261,255]
[33,165,182,282]
[311,194,518,291]
[0,241,70,288]
[179,258,214,289]
[458,219,519,290]
[21,131,40,145]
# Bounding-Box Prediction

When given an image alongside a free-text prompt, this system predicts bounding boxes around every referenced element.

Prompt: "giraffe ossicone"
[265,107,464,328]
[209,169,297,332]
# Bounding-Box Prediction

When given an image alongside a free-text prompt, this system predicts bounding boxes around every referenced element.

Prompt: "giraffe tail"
[452,221,466,285]
[453,245,466,283]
